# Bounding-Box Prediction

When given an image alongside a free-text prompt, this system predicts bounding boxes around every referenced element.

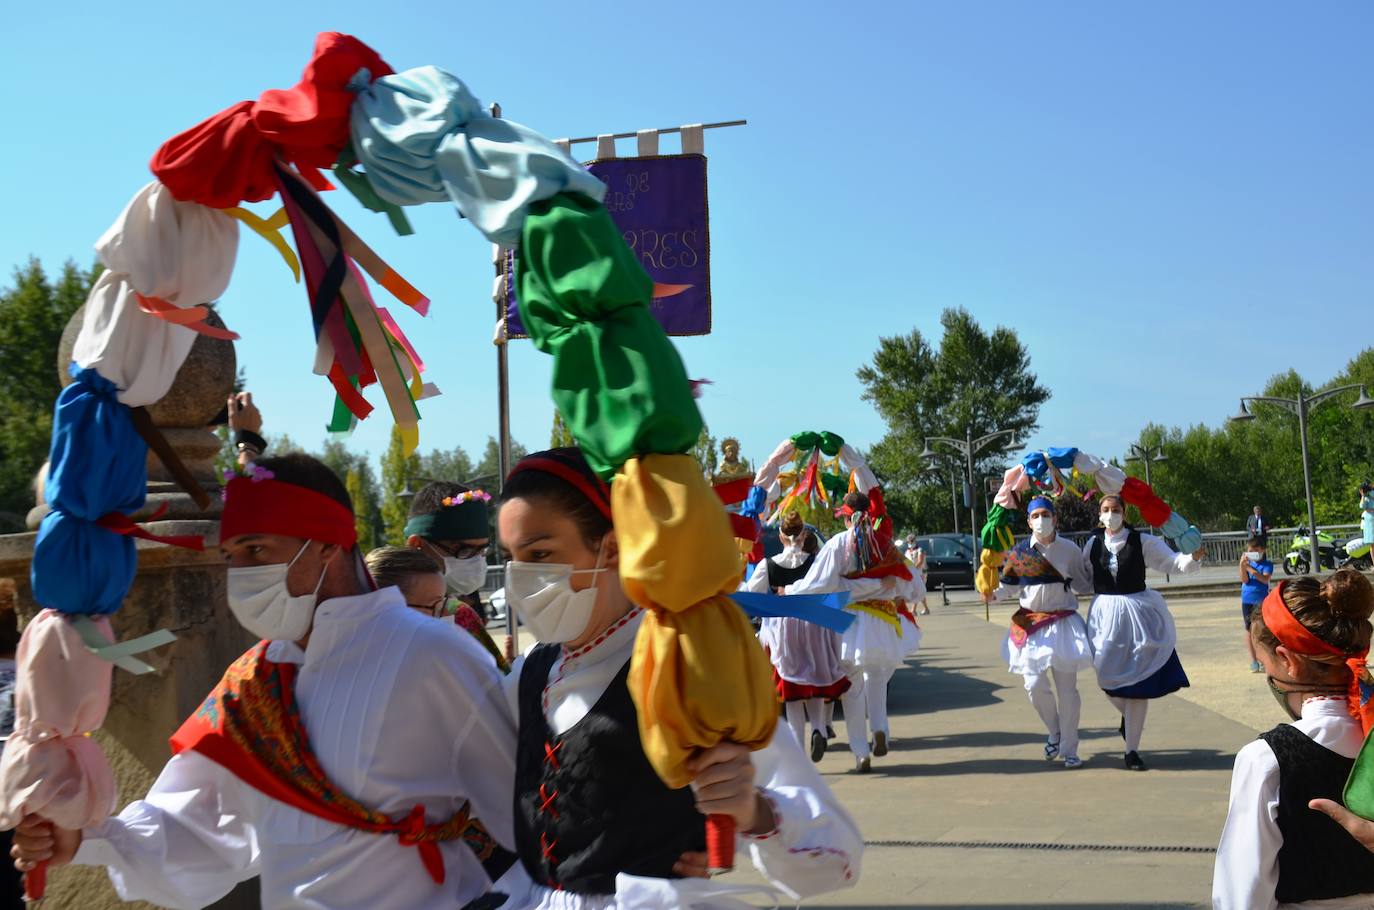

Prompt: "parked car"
[760,521,828,561]
[912,533,976,589]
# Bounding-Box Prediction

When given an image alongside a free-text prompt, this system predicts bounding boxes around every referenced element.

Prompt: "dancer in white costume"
[982,496,1093,768]
[1080,493,1203,771]
[786,491,923,773]
[745,512,851,763]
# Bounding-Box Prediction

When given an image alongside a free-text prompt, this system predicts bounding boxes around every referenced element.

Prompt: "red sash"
[1008,609,1075,649]
[170,642,497,884]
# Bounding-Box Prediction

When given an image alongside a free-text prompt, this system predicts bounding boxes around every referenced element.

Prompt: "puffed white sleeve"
[72,751,261,910]
[740,559,771,594]
[1142,533,1200,576]
[783,536,847,597]
[743,719,863,899]
[1211,739,1281,910]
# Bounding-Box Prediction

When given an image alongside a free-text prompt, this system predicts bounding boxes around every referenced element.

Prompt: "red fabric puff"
[1120,477,1172,527]
[151,32,392,208]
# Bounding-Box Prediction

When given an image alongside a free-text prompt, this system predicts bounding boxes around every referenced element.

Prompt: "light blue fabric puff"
[349,66,607,246]
[1159,511,1190,540]
[31,365,148,614]
[1176,526,1203,554]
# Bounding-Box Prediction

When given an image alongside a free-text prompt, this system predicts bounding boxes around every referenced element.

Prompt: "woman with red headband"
[1213,568,1374,910]
[12,454,518,910]
[494,448,861,910]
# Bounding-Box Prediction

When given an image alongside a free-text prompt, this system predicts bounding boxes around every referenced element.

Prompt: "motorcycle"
[1284,527,1340,575]
[1342,535,1373,571]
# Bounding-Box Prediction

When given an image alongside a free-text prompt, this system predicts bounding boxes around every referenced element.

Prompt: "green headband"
[403,497,491,542]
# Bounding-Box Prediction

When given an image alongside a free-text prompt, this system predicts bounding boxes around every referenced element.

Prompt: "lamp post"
[922,427,1018,561]
[1125,443,1168,492]
[1229,384,1374,573]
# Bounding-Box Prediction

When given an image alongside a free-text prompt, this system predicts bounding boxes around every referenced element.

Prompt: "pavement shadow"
[821,905,1199,910]
[885,649,1005,720]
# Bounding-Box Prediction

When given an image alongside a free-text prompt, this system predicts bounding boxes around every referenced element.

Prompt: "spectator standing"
[1239,536,1273,673]
[1246,506,1268,545]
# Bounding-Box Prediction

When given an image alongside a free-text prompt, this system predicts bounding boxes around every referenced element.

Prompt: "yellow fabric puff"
[975,548,1006,596]
[612,455,742,612]
[628,597,778,789]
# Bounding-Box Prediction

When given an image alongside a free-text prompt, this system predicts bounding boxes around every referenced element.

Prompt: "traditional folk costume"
[71,477,519,909]
[988,531,1093,767]
[499,609,861,910]
[1213,585,1374,910]
[786,522,923,770]
[745,547,851,759]
[1079,525,1199,762]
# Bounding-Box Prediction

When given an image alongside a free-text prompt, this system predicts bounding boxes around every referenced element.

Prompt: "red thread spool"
[706,814,735,874]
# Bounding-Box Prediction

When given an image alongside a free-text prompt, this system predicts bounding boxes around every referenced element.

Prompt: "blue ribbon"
[730,591,855,634]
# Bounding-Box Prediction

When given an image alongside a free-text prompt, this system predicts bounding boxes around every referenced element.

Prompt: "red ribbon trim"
[714,478,754,507]
[135,293,241,341]
[95,504,205,551]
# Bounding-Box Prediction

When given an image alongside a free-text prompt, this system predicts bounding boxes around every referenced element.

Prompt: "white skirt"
[513,875,787,910]
[841,609,906,675]
[898,615,924,658]
[1001,612,1093,676]
[1086,589,1178,691]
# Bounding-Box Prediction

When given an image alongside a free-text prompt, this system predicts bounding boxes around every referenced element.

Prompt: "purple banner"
[505,153,712,337]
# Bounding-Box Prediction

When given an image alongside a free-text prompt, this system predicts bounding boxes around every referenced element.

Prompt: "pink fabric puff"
[994,464,1028,511]
[0,610,116,830]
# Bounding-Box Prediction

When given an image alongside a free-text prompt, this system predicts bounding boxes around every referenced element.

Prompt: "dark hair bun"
[842,490,871,514]
[779,510,805,537]
[1323,568,1374,621]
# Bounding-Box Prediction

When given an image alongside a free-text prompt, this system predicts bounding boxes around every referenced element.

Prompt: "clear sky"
[4,2,1372,480]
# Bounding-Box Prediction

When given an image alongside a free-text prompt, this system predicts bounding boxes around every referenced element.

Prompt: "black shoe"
[1119,717,1126,740]
[872,731,888,757]
[1125,751,1146,771]
[810,729,826,763]
[825,725,836,741]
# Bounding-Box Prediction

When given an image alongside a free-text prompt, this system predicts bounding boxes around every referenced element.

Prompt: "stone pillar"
[0,308,257,910]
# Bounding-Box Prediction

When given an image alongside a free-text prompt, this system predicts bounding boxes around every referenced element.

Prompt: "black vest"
[1259,723,1374,904]
[1089,528,1146,595]
[513,644,706,895]
[766,552,816,589]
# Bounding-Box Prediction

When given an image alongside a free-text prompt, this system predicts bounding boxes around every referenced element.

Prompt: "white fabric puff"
[72,182,238,407]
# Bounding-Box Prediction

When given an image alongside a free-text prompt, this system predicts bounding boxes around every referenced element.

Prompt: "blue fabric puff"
[30,365,148,615]
[1045,447,1078,468]
[1022,451,1048,480]
[742,486,768,519]
[1176,527,1203,554]
[1159,511,1190,540]
[349,66,607,246]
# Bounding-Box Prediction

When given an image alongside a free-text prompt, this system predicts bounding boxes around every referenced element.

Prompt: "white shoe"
[854,755,872,774]
[1063,756,1083,769]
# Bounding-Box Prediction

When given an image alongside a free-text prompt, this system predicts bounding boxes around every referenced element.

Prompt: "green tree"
[380,425,423,545]
[857,307,1050,536]
[473,436,527,485]
[0,259,99,529]
[319,439,383,551]
[550,410,577,448]
[692,424,718,479]
[419,446,475,484]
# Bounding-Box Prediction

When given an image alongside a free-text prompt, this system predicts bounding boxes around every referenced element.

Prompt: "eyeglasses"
[407,596,462,618]
[428,541,492,561]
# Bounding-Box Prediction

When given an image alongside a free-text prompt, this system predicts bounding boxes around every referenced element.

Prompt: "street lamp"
[1228,383,1374,573]
[924,427,1018,560]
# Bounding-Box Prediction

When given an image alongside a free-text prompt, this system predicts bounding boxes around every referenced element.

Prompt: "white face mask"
[442,554,489,596]
[504,558,606,643]
[226,542,330,641]
[1029,515,1055,540]
[1101,510,1125,532]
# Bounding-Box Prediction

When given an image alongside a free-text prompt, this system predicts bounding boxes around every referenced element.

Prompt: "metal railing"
[1011,525,1363,563]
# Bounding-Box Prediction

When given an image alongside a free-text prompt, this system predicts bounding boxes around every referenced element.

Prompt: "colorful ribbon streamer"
[729,591,855,634]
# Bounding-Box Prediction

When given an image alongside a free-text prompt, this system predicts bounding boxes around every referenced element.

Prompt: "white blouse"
[784,530,924,605]
[1081,528,1199,585]
[1212,699,1371,910]
[991,535,1091,613]
[73,587,519,910]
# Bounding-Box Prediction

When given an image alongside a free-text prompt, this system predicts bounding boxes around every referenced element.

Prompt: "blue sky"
[4,2,1372,482]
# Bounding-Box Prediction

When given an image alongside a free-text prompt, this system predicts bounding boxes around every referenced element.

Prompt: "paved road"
[714,592,1277,909]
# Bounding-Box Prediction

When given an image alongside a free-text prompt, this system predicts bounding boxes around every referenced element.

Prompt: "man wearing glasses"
[405,482,496,609]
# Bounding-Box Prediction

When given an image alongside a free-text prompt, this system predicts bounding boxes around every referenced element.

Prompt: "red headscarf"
[220,477,357,548]
[1261,581,1374,733]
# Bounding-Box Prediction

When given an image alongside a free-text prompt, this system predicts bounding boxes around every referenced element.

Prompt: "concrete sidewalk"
[721,594,1271,909]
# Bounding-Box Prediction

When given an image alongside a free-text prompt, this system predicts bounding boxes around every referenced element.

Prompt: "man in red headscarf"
[12,454,517,910]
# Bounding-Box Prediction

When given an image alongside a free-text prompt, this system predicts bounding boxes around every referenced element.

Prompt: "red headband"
[221,477,358,548]
[507,456,612,520]
[1260,582,1350,659]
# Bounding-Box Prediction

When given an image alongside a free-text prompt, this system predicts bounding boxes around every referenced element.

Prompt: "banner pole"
[491,102,517,662]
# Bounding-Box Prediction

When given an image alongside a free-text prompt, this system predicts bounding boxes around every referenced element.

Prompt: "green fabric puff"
[818,432,845,457]
[791,431,820,452]
[517,193,703,479]
[980,504,1016,550]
